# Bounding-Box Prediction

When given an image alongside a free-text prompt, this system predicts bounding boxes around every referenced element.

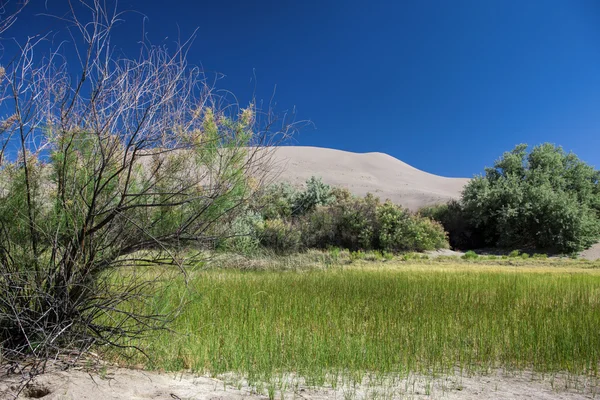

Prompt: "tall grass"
[112,263,600,385]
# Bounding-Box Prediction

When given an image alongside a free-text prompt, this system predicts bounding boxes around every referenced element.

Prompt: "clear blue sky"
[10,0,600,177]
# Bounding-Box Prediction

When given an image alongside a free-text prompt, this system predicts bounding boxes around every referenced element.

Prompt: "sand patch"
[1,367,598,399]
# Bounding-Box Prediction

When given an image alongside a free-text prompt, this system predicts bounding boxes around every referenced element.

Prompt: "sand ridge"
[270,146,469,211]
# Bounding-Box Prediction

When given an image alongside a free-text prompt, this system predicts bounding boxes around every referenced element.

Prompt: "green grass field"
[110,257,600,387]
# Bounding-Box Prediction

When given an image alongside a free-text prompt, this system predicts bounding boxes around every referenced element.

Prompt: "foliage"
[299,192,379,250]
[298,206,338,248]
[462,250,479,260]
[461,143,600,253]
[249,180,450,254]
[257,218,301,253]
[0,1,295,364]
[378,202,449,252]
[217,210,264,254]
[292,176,334,216]
[254,182,299,220]
[419,200,482,249]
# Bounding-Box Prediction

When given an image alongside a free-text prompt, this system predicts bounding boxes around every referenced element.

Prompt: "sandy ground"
[270,146,469,211]
[2,367,598,399]
[581,242,600,261]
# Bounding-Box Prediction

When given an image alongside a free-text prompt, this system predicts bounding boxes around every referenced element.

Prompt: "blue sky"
[9,0,600,177]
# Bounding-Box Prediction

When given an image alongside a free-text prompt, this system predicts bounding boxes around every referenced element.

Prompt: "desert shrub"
[330,186,353,203]
[462,250,479,260]
[254,176,335,221]
[462,143,600,253]
[298,206,337,248]
[293,176,334,216]
[257,219,301,253]
[255,183,299,220]
[328,246,342,263]
[258,184,450,254]
[0,2,295,364]
[378,202,449,252]
[298,192,379,250]
[332,193,379,250]
[217,210,263,254]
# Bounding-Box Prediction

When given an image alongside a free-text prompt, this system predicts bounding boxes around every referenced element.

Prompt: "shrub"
[334,193,380,250]
[293,176,334,216]
[217,210,263,254]
[258,185,450,254]
[461,143,600,253]
[257,219,301,253]
[328,247,342,263]
[401,252,430,261]
[298,192,379,250]
[255,183,299,220]
[462,250,479,260]
[508,250,521,258]
[0,2,294,363]
[298,206,338,248]
[378,202,449,252]
[350,250,366,262]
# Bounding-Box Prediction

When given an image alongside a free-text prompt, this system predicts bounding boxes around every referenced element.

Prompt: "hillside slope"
[269,146,469,211]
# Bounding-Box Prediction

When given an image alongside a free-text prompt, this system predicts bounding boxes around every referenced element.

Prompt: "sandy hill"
[269,146,469,211]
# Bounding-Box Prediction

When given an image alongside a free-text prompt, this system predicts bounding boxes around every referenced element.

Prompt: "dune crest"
[270,146,469,210]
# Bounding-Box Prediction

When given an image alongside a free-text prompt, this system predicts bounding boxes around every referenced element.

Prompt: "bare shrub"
[0,0,296,367]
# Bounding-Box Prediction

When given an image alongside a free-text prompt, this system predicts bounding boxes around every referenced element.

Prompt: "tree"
[461,143,600,253]
[0,0,296,366]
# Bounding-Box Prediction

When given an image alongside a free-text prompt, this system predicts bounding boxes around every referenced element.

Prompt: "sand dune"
[270,146,469,211]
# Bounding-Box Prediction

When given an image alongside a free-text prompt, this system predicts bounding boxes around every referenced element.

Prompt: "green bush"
[257,218,301,253]
[217,210,263,254]
[255,183,299,220]
[298,206,338,248]
[462,143,600,253]
[462,250,479,260]
[254,180,450,254]
[378,202,449,252]
[350,250,366,262]
[293,176,334,216]
[333,193,380,250]
[298,192,379,250]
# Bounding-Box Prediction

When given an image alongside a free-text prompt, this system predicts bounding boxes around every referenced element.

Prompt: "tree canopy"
[461,143,600,253]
